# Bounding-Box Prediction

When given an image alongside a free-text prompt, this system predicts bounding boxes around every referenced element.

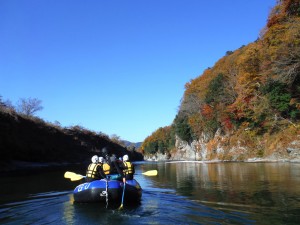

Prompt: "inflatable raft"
[73,178,142,203]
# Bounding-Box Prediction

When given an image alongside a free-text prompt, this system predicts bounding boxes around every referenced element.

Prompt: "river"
[0,161,299,224]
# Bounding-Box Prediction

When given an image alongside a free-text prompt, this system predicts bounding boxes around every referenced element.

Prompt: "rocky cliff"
[146,130,300,162]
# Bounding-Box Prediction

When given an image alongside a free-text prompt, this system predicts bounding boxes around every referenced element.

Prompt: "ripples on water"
[0,191,70,224]
[0,162,299,224]
[0,186,254,224]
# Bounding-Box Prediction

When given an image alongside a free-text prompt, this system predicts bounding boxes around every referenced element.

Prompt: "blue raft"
[73,178,142,203]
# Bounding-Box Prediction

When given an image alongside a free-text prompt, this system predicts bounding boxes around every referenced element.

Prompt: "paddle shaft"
[64,169,158,182]
[119,180,126,209]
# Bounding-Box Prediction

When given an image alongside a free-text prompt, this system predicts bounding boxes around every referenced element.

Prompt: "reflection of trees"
[176,175,195,196]
[253,189,275,207]
[157,162,300,210]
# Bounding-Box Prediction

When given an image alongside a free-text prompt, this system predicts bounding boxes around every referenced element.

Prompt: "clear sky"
[0,0,276,143]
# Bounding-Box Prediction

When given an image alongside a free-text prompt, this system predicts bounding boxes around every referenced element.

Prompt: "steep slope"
[141,0,300,161]
[0,108,143,172]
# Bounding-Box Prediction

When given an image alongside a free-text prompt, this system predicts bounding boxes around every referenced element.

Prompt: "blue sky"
[0,0,276,142]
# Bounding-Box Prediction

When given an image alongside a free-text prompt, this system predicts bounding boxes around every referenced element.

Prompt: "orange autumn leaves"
[141,0,300,156]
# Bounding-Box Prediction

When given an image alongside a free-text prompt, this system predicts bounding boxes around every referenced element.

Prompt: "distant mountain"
[123,140,142,149]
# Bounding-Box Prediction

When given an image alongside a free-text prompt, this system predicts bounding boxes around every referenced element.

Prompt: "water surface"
[0,162,299,224]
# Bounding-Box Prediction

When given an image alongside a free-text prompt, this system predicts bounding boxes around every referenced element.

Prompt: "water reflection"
[62,194,75,224]
[147,162,300,224]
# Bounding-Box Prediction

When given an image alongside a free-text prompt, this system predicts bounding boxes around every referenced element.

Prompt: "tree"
[17,97,43,116]
[174,115,193,143]
[261,80,289,111]
[179,93,204,116]
[205,73,225,104]
[110,134,126,147]
[0,96,14,110]
[143,141,158,155]
[0,96,3,105]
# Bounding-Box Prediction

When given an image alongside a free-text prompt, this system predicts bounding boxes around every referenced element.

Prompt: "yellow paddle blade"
[70,175,85,181]
[64,171,85,181]
[64,171,76,178]
[142,170,158,176]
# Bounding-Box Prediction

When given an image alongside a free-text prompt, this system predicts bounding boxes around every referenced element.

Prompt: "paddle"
[119,179,126,210]
[142,170,158,176]
[64,169,158,181]
[64,171,86,181]
[118,170,157,209]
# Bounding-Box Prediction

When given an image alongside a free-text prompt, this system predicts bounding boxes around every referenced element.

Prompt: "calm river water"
[0,161,299,225]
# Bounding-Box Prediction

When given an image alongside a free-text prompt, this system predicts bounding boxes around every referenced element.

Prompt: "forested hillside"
[0,105,143,172]
[141,0,300,161]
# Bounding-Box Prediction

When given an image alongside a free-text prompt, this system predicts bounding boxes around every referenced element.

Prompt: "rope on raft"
[105,177,109,208]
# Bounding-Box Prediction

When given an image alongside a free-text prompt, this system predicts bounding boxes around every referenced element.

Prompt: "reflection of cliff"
[156,162,300,210]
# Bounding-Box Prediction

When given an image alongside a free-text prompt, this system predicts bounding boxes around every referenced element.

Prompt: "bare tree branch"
[17,97,43,116]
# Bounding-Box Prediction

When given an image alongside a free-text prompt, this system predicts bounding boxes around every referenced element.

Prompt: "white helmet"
[98,156,104,163]
[91,155,98,163]
[123,154,129,161]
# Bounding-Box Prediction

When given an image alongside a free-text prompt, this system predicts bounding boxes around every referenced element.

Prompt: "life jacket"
[86,163,100,178]
[103,163,110,175]
[123,161,133,175]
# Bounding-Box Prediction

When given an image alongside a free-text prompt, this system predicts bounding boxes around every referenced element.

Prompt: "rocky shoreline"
[143,134,300,163]
[146,155,300,163]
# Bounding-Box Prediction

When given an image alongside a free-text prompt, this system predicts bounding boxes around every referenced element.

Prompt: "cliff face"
[147,130,300,162]
[174,133,300,162]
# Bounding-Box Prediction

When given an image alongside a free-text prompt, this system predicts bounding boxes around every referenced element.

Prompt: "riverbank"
[152,158,300,164]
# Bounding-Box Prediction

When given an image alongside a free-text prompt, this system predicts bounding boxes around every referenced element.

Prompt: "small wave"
[29,190,71,198]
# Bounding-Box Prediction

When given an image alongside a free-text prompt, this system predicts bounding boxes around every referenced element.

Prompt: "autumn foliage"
[142,0,300,157]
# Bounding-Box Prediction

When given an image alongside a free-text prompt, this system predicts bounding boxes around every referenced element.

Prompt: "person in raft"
[121,154,135,181]
[98,156,106,179]
[109,154,124,180]
[85,155,105,182]
[101,147,123,180]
